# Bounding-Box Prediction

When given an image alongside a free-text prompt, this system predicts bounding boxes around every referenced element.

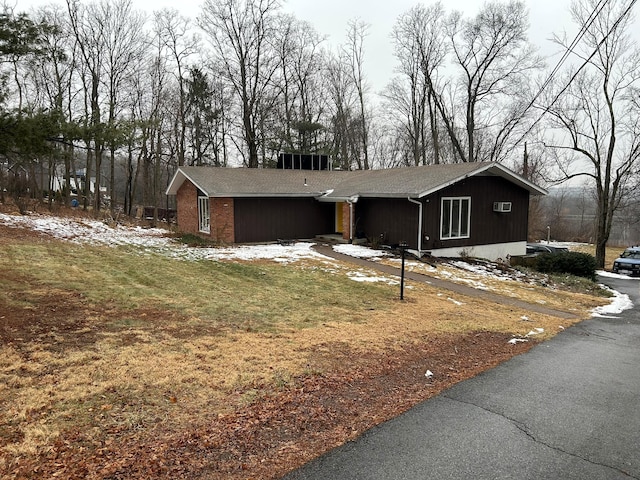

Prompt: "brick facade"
[176,181,199,235]
[342,201,352,241]
[211,197,235,244]
[176,181,235,244]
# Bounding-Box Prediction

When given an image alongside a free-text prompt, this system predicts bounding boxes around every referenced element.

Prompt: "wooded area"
[1,0,639,266]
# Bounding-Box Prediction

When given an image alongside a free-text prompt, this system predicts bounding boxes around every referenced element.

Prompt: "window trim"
[440,196,471,240]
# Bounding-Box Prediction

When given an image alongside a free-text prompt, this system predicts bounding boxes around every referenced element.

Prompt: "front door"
[335,202,344,233]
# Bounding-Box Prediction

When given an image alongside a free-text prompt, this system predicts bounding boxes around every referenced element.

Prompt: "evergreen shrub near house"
[534,252,597,280]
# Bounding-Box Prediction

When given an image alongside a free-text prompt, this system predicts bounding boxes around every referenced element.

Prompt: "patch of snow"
[447,297,464,306]
[597,270,640,280]
[0,212,170,248]
[333,243,390,259]
[449,259,531,283]
[591,286,633,317]
[0,213,330,264]
[346,269,399,285]
[510,327,545,344]
[525,328,544,337]
[194,242,328,264]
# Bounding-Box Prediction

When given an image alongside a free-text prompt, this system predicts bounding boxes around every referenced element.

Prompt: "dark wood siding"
[422,176,530,251]
[233,197,334,243]
[355,198,421,249]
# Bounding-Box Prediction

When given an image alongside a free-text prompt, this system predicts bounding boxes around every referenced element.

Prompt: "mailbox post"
[399,241,408,300]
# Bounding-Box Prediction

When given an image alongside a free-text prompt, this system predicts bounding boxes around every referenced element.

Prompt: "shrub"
[178,233,219,247]
[534,252,597,280]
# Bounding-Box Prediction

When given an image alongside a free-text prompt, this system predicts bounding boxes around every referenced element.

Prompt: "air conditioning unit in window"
[493,201,512,212]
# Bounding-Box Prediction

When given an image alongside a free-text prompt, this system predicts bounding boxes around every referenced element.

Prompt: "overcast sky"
[282,0,577,91]
[16,0,623,91]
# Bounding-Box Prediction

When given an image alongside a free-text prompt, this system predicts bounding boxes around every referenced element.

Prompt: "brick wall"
[176,181,198,234]
[211,197,235,244]
[342,201,351,241]
[176,182,235,243]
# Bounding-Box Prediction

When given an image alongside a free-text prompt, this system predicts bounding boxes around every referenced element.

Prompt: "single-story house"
[165,162,547,259]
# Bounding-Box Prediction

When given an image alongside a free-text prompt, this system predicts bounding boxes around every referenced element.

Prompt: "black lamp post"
[398,241,409,300]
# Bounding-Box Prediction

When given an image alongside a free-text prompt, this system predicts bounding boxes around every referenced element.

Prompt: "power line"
[515,0,637,148]
[532,0,609,106]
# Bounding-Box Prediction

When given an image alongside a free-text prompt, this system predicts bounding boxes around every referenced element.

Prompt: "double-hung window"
[441,197,471,240]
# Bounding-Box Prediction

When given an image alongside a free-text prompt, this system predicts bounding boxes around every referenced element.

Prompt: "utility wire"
[512,0,610,146]
[515,0,638,148]
[532,0,609,105]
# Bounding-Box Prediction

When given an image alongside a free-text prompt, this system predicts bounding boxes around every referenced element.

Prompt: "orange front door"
[335,202,344,233]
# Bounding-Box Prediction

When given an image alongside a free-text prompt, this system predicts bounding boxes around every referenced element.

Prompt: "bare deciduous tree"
[443,0,543,163]
[344,19,370,170]
[155,9,199,167]
[103,0,146,211]
[272,14,326,155]
[66,0,104,211]
[388,1,542,166]
[387,2,447,166]
[199,0,280,168]
[325,51,361,170]
[545,0,640,267]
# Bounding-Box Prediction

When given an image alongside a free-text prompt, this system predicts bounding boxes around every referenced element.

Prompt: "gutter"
[407,197,423,254]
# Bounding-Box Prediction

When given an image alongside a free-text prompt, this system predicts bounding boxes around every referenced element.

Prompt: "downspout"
[346,196,358,244]
[407,197,422,254]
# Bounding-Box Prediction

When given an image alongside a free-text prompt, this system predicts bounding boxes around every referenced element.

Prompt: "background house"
[166,162,546,259]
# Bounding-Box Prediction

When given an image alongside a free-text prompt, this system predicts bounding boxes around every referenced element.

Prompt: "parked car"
[612,246,640,276]
[526,243,570,255]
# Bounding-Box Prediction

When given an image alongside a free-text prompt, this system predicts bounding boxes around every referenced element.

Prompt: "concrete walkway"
[312,243,578,320]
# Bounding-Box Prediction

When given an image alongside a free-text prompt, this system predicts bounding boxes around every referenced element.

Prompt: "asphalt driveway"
[283,274,640,479]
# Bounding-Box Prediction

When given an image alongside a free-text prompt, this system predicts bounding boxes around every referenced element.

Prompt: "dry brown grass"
[0,223,610,476]
[381,257,606,315]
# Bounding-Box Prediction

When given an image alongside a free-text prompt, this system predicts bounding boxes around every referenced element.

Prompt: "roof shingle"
[166,162,547,198]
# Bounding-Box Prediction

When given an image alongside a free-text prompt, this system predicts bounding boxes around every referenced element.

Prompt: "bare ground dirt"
[0,213,562,479]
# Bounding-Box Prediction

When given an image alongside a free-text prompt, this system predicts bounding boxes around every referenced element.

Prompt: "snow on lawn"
[592,273,636,317]
[0,212,171,248]
[3,213,638,298]
[176,242,329,264]
[0,212,329,264]
[333,243,536,291]
[330,241,638,316]
[387,255,536,293]
[346,269,399,285]
[0,213,405,283]
[0,212,400,283]
[333,243,391,259]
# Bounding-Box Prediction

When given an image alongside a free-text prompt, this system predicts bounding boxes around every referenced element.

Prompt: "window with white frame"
[440,197,471,240]
[198,196,210,233]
